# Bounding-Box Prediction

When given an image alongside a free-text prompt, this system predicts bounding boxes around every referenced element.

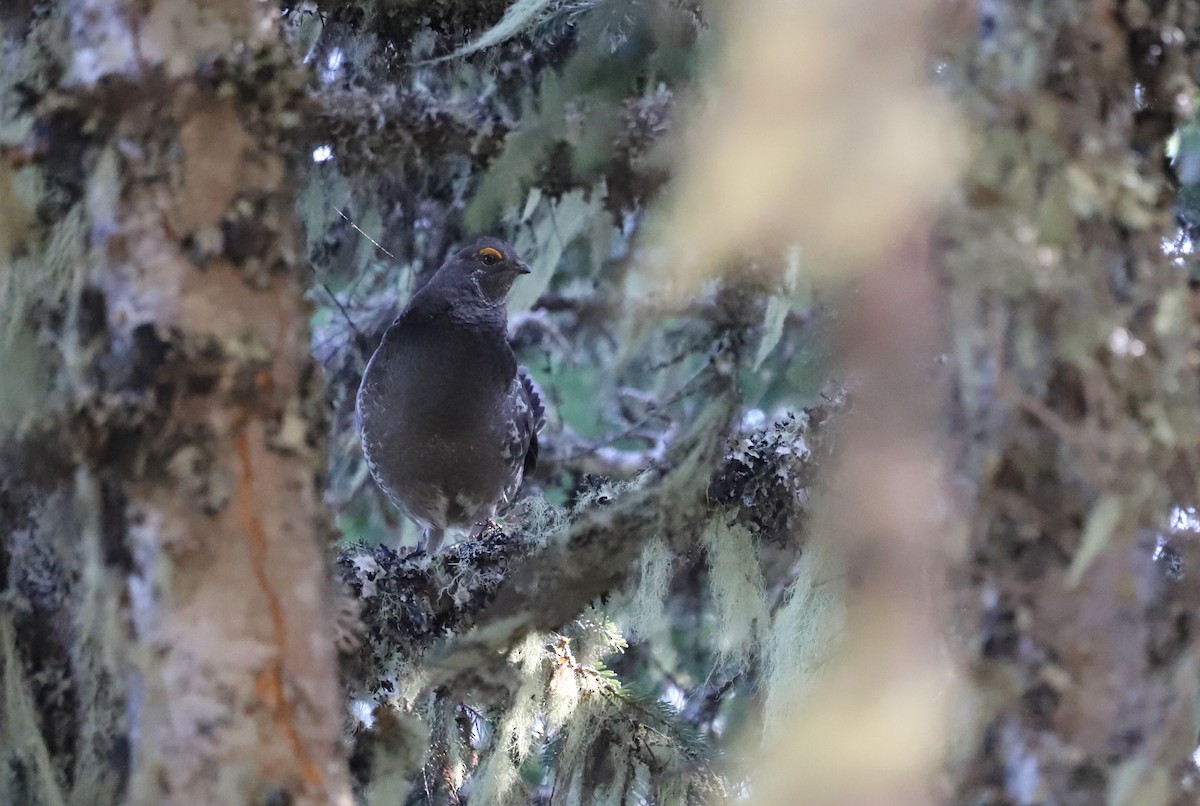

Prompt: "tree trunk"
[943,4,1200,803]
[2,2,351,803]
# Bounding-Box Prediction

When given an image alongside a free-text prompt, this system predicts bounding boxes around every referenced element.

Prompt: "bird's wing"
[511,367,546,477]
[523,432,539,478]
[518,367,547,433]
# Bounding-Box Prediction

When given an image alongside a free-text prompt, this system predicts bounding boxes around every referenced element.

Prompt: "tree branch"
[337,382,838,696]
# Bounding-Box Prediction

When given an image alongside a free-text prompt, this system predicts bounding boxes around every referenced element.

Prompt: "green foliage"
[465,0,696,229]
[508,186,606,315]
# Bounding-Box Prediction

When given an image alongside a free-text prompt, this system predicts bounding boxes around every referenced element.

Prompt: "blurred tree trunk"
[1,2,351,804]
[943,3,1200,802]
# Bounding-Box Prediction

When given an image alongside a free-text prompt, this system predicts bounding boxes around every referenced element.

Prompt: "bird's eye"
[479,247,502,266]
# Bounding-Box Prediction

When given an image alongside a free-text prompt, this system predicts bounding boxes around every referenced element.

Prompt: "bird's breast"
[359,321,514,472]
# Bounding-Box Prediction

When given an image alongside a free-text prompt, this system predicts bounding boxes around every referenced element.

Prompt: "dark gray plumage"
[356,237,545,552]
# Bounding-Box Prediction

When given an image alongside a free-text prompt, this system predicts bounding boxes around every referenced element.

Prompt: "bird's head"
[441,237,532,303]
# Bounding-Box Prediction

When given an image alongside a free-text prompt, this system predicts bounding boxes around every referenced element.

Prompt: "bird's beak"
[515,262,532,275]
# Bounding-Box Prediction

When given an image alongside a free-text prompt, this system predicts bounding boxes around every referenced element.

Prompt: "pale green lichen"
[468,633,545,803]
[703,520,769,666]
[762,530,845,740]
[623,536,671,642]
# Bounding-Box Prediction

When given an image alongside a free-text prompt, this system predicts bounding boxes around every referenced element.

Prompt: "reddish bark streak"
[233,430,323,790]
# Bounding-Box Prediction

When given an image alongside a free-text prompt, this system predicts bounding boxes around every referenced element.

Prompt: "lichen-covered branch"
[337,374,834,699]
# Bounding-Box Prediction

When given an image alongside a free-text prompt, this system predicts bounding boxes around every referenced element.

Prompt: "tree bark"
[943,3,1200,802]
[3,1,352,803]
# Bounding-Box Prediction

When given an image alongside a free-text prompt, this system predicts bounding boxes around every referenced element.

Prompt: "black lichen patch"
[336,529,531,696]
[707,404,835,545]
